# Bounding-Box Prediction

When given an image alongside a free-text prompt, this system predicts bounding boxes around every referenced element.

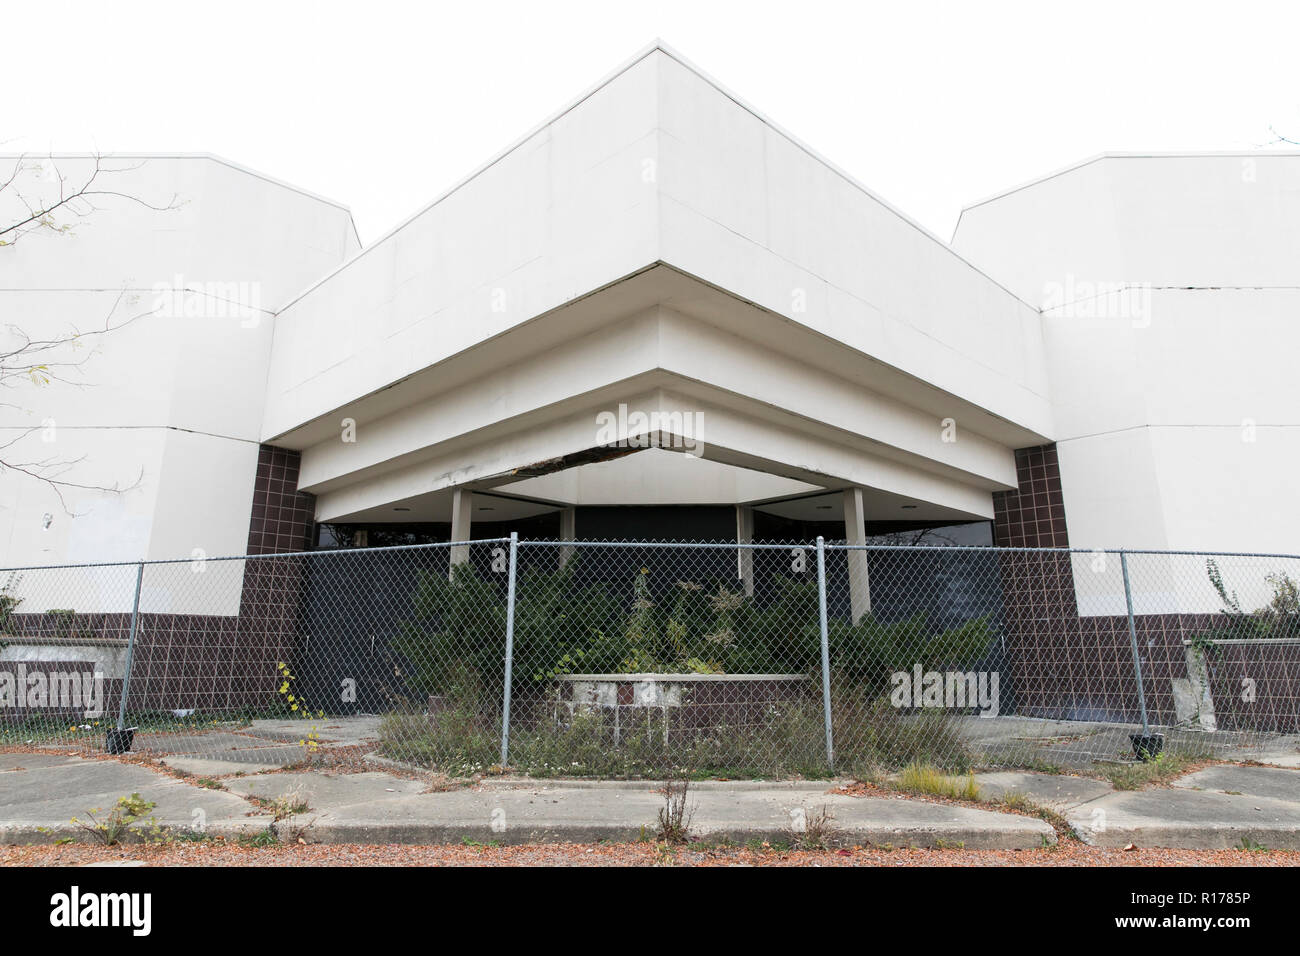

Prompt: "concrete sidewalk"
[3,750,1300,850]
[0,752,1049,849]
[976,764,1300,849]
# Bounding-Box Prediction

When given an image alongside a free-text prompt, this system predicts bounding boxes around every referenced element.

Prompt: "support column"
[449,487,472,578]
[558,507,576,569]
[735,504,754,596]
[843,487,871,622]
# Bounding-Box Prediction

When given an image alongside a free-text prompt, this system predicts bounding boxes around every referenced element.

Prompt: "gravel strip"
[2,842,1297,867]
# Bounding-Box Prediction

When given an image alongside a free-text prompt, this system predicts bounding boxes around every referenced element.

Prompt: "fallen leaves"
[2,841,1296,868]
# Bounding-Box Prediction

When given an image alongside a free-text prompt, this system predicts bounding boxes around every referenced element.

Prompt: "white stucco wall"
[0,154,357,611]
[262,52,665,442]
[652,53,1052,441]
[953,152,1300,610]
[263,45,1052,533]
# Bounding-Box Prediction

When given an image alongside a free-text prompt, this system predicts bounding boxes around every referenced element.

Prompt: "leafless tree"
[0,153,181,511]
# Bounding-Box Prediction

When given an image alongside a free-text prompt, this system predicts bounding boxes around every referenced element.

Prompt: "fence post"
[116,561,145,732]
[816,536,834,771]
[500,532,519,766]
[1119,550,1151,736]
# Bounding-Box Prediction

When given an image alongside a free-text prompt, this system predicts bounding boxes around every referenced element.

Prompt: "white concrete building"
[2,43,1297,590]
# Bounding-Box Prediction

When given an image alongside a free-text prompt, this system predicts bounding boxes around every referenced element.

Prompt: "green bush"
[381,559,990,778]
[0,573,22,636]
[1196,560,1300,652]
[394,561,992,692]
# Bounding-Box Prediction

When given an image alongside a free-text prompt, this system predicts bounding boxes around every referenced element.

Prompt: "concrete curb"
[1072,822,1300,850]
[259,816,1057,850]
[0,815,1054,850]
[0,819,277,846]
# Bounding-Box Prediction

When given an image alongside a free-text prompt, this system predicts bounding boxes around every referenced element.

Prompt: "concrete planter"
[553,673,811,744]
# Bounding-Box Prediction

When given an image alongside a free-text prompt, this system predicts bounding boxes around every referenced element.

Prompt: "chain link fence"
[2,538,1297,778]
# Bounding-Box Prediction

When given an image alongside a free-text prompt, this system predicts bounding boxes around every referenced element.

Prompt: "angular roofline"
[274,38,1040,315]
[645,41,1039,312]
[0,151,360,247]
[955,149,1300,238]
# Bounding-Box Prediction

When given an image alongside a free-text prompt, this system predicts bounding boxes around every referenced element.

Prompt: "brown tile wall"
[246,446,316,555]
[992,444,1299,733]
[993,445,1069,548]
[5,446,318,718]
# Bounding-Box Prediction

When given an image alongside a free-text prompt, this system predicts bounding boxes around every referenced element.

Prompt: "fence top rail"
[826,544,1300,560]
[2,537,1297,574]
[0,537,513,574]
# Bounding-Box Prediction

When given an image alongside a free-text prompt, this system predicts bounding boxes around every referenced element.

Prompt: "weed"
[248,784,310,821]
[71,793,158,846]
[426,771,471,793]
[1101,748,1211,791]
[996,791,1030,811]
[269,788,309,821]
[656,777,694,844]
[653,842,678,866]
[988,792,1078,841]
[239,827,279,847]
[897,762,980,800]
[791,804,837,850]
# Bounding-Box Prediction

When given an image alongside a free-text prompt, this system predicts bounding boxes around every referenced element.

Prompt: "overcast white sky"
[7,0,1298,244]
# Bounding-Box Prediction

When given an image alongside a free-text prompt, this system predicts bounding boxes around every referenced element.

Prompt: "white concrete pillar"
[449,487,472,577]
[843,487,871,622]
[558,507,576,569]
[735,504,755,596]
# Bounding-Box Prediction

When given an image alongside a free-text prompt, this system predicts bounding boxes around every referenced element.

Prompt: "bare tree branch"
[0,153,182,247]
[1,152,179,509]
[1264,125,1299,147]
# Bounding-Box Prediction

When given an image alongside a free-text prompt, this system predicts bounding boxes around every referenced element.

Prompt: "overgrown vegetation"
[392,562,990,692]
[0,707,272,747]
[1100,746,1212,791]
[378,560,990,778]
[378,679,977,779]
[0,572,22,636]
[43,609,83,640]
[1195,559,1300,653]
